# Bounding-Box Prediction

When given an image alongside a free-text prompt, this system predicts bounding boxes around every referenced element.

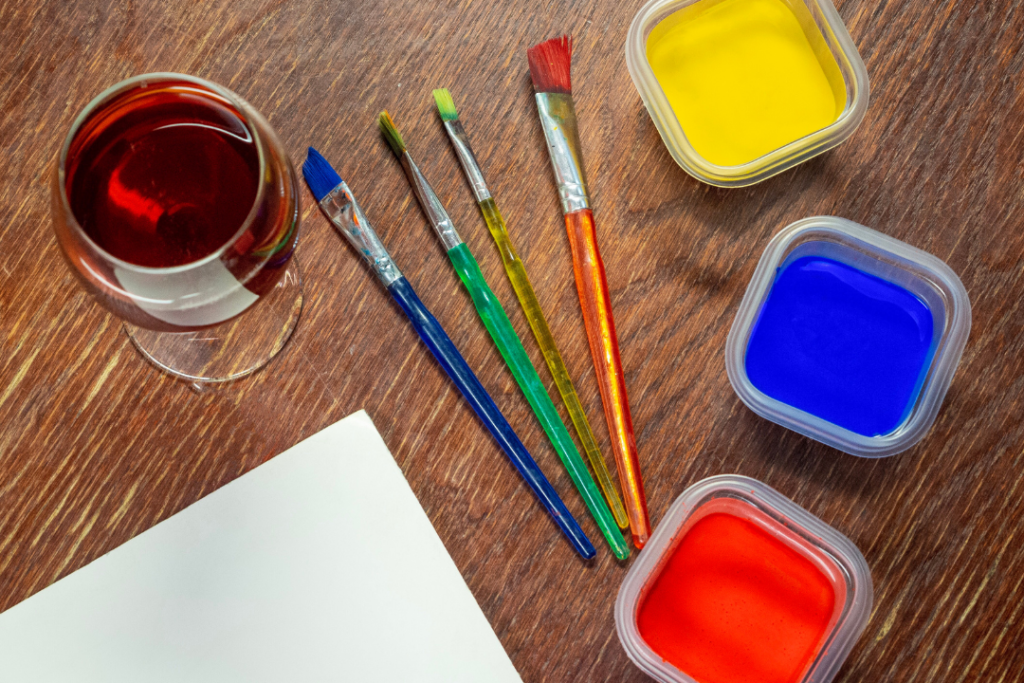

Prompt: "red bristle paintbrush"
[527,35,651,548]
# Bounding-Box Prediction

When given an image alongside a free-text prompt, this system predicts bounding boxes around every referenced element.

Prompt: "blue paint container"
[726,217,971,457]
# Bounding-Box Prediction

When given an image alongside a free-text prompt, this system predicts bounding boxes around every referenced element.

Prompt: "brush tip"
[433,88,458,122]
[527,35,573,94]
[302,146,343,203]
[378,110,406,156]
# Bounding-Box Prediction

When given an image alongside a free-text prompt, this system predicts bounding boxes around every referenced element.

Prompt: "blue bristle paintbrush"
[302,147,595,560]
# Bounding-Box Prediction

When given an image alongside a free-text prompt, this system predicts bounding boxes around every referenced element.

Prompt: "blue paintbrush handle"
[387,276,595,560]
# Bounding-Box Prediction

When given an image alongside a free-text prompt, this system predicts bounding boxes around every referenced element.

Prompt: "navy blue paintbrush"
[302,147,595,560]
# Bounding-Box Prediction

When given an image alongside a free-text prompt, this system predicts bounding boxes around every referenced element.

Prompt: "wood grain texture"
[1,0,1023,680]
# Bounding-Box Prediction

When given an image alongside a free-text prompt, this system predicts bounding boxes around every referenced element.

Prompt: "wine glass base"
[125,258,304,384]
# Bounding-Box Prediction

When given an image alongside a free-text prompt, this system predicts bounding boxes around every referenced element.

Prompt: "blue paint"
[745,256,936,437]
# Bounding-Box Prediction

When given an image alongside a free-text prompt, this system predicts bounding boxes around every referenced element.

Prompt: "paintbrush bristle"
[302,146,343,203]
[527,35,573,94]
[433,88,459,122]
[378,111,406,156]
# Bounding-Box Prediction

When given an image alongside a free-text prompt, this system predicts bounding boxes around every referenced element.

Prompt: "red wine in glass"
[68,89,261,268]
[55,76,299,333]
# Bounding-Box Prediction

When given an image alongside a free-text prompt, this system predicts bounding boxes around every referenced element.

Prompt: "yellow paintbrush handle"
[479,198,629,530]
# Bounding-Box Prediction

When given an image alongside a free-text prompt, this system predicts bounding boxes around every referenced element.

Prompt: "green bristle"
[378,111,406,155]
[433,88,458,122]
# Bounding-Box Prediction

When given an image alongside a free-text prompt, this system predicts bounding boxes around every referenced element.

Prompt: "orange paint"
[636,512,836,683]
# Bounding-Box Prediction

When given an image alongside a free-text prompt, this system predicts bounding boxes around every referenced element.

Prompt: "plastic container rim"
[625,0,870,187]
[614,474,873,683]
[725,216,972,458]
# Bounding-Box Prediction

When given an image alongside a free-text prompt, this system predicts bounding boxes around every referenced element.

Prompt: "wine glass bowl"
[52,73,303,381]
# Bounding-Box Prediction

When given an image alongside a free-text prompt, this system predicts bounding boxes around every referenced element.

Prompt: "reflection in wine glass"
[52,73,303,383]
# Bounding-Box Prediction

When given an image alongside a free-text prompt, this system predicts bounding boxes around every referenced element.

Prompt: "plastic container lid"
[726,217,971,458]
[615,474,872,683]
[625,0,869,187]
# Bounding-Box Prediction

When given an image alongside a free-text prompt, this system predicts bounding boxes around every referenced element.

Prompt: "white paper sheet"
[0,410,522,683]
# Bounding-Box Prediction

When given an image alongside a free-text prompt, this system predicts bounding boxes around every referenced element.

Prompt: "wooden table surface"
[2,0,1023,680]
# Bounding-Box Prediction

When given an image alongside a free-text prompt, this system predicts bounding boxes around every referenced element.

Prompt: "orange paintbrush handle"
[564,208,651,548]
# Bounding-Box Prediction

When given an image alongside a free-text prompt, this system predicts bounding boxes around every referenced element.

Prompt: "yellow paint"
[646,0,847,166]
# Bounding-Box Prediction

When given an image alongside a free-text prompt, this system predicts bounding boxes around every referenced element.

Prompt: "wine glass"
[52,73,303,383]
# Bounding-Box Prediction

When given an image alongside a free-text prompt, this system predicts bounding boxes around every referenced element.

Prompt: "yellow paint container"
[626,0,868,187]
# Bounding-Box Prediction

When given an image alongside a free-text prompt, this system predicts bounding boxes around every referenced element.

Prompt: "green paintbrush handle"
[446,243,628,559]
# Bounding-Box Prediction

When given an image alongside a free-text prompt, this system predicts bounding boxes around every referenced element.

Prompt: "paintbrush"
[431,88,629,533]
[378,112,628,559]
[302,146,595,560]
[527,35,651,548]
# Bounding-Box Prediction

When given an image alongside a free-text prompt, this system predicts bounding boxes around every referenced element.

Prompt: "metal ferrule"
[318,182,402,287]
[400,151,463,251]
[535,92,590,214]
[442,120,491,203]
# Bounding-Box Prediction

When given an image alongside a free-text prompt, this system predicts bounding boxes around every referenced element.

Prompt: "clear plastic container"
[615,475,872,683]
[726,217,971,457]
[625,0,869,187]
